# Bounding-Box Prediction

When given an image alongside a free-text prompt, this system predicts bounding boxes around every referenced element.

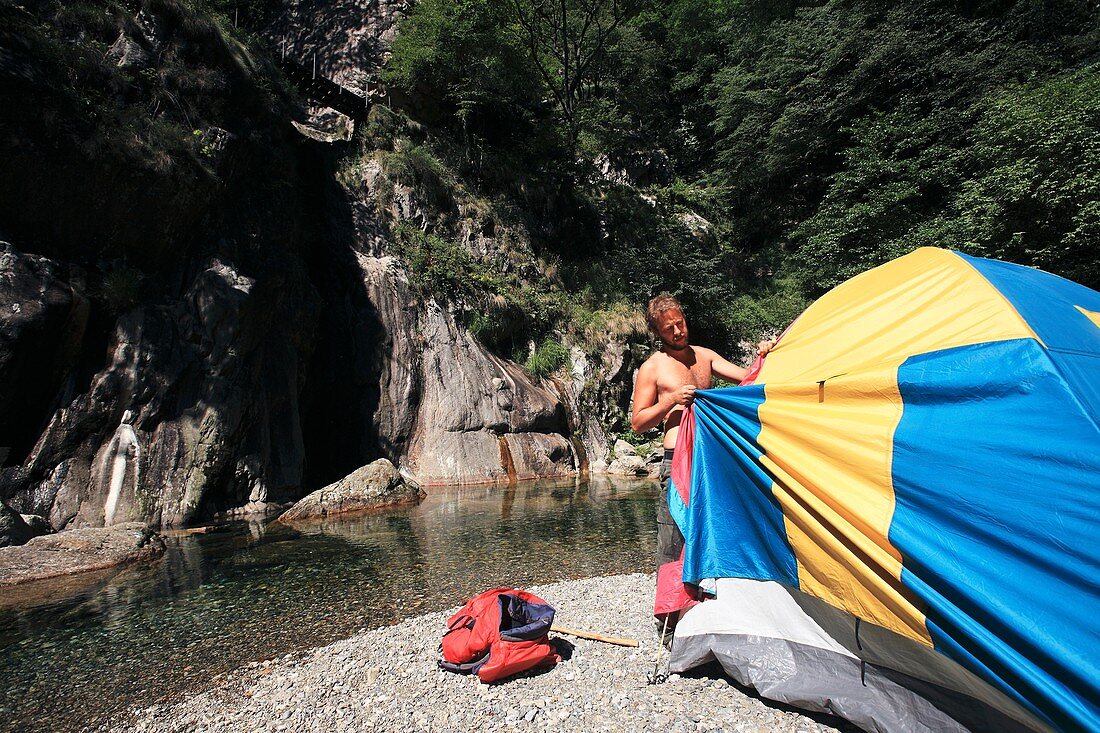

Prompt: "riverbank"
[101,574,851,733]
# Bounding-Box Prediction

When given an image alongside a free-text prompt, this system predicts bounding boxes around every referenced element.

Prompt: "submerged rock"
[278,459,424,521]
[0,522,165,586]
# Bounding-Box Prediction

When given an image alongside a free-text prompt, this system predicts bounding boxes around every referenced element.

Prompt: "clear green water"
[0,476,657,733]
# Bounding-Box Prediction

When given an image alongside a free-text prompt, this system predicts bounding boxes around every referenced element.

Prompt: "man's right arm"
[631,361,694,432]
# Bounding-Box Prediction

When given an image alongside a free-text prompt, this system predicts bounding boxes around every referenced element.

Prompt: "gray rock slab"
[278,459,424,521]
[614,439,639,457]
[0,522,165,586]
[608,454,649,476]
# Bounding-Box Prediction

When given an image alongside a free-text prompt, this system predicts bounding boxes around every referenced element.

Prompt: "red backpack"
[438,588,560,683]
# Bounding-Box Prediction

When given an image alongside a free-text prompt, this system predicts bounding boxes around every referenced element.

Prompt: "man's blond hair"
[646,294,684,334]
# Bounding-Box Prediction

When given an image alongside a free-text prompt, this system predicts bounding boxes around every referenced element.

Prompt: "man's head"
[646,294,689,351]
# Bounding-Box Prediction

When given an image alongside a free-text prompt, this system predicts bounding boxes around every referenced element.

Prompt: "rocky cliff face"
[0,245,89,467]
[0,136,641,530]
[0,0,645,535]
[301,148,633,488]
[263,0,408,93]
[2,247,319,528]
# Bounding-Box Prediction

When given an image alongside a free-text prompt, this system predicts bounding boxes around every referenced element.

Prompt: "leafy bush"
[791,63,1100,292]
[391,224,493,301]
[526,337,570,377]
[380,142,455,211]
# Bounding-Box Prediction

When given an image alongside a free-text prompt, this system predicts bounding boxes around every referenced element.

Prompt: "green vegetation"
[388,220,637,370]
[99,267,146,314]
[526,337,570,378]
[383,0,1100,356]
[13,0,1094,372]
[390,223,490,302]
[618,427,654,448]
[344,105,650,376]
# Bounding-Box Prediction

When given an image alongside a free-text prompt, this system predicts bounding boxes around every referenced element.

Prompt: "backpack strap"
[442,614,475,637]
[437,651,490,674]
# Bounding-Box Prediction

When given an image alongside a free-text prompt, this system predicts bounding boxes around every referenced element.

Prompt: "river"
[0,475,657,733]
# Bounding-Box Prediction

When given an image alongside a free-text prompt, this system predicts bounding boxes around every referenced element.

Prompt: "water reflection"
[0,476,657,733]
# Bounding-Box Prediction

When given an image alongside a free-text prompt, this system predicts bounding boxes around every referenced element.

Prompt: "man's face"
[655,308,689,351]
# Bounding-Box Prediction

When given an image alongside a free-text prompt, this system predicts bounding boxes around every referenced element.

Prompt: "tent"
[664,247,1100,733]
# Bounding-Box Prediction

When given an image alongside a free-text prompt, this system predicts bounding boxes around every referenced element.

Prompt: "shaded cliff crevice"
[0,248,90,470]
[296,140,423,490]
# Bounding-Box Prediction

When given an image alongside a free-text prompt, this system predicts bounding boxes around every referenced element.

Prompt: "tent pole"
[648,615,670,685]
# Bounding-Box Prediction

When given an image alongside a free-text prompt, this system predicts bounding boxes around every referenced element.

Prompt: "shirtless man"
[630,294,773,579]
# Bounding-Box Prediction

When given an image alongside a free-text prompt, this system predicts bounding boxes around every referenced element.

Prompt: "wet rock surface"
[0,522,165,586]
[103,574,851,733]
[278,458,424,521]
[306,163,599,487]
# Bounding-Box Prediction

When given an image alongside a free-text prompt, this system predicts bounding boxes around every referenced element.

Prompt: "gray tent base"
[667,579,1050,733]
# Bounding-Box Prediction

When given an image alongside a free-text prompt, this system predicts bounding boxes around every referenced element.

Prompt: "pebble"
[96,574,854,733]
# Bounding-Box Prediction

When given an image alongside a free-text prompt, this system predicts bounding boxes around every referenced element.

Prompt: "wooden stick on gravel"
[551,624,639,647]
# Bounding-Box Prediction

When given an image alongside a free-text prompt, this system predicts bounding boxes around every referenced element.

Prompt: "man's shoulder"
[638,352,663,373]
[691,345,720,361]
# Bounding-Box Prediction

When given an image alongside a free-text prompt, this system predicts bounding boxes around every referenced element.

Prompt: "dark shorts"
[656,448,684,568]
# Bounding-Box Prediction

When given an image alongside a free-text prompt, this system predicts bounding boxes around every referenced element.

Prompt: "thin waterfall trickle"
[103,410,140,526]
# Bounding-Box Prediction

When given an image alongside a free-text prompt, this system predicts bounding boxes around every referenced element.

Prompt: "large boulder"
[608,438,659,477]
[0,502,34,547]
[0,522,165,586]
[614,439,638,458]
[278,458,424,521]
[608,453,648,476]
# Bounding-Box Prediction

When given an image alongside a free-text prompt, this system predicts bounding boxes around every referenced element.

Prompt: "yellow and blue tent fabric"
[667,248,1099,733]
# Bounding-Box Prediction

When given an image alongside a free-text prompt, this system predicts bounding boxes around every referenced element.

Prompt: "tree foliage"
[383,0,1100,353]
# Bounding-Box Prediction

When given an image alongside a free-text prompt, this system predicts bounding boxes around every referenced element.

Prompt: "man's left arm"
[708,340,775,385]
[709,351,749,384]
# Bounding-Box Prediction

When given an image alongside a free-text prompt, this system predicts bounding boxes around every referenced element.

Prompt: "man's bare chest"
[656,356,712,392]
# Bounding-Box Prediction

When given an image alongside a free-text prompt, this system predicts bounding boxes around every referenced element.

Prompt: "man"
[630,294,773,599]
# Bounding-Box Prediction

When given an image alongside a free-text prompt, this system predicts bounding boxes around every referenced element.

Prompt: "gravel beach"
[101,574,854,733]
